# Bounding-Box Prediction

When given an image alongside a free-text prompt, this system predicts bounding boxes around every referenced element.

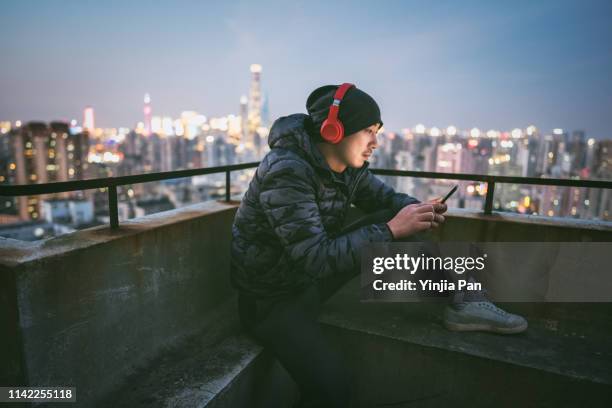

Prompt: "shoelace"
[476,301,510,317]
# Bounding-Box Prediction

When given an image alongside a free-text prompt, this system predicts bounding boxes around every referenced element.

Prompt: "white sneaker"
[443,301,528,334]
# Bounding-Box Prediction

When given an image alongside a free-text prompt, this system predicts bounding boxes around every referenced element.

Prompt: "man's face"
[338,123,381,168]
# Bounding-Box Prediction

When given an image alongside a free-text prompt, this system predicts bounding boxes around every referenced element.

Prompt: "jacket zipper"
[340,164,369,223]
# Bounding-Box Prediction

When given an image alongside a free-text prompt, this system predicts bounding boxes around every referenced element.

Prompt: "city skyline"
[1,1,612,138]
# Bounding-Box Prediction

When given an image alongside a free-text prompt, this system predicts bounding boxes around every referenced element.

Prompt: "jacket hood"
[267,113,366,183]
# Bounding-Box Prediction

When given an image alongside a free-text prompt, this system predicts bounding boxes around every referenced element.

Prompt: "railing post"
[108,184,119,229]
[484,181,495,215]
[225,170,231,202]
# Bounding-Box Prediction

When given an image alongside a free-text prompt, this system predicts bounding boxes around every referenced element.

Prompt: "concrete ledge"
[444,208,612,233]
[345,206,612,242]
[0,199,239,267]
[320,277,612,406]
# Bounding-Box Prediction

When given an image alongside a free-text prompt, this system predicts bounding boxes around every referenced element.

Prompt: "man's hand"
[386,202,446,239]
[426,197,448,214]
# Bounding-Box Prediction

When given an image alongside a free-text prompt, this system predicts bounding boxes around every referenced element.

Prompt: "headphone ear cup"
[320,119,344,144]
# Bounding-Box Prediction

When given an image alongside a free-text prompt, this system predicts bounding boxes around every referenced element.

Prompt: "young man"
[231,83,526,407]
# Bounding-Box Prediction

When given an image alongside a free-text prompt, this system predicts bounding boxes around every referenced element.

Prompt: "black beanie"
[306,84,383,141]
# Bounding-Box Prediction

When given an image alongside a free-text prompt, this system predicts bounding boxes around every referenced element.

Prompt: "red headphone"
[320,82,355,144]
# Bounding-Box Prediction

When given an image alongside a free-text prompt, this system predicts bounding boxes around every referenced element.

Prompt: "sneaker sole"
[443,320,528,334]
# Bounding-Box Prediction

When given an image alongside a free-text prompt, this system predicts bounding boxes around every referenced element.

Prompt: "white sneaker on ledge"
[443,301,528,334]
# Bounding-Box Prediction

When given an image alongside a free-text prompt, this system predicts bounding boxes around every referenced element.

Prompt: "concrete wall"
[433,208,612,242]
[0,200,240,406]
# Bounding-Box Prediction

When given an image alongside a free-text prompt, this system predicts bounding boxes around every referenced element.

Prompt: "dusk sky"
[1,0,611,138]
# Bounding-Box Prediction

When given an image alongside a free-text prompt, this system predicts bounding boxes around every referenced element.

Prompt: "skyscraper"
[239,95,248,145]
[247,64,262,147]
[143,93,152,136]
[5,122,89,221]
[83,106,95,132]
[261,92,270,128]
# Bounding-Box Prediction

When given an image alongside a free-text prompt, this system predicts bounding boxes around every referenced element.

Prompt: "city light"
[0,62,608,234]
[524,196,530,207]
[526,125,537,136]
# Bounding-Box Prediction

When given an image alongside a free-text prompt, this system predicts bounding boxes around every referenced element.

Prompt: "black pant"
[239,285,349,408]
[237,208,469,407]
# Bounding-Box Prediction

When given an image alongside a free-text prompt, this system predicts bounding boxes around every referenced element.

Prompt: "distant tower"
[143,93,152,136]
[247,64,262,145]
[261,92,270,128]
[239,95,248,143]
[83,106,95,132]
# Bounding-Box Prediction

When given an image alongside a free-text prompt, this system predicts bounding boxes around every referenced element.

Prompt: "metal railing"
[371,169,612,215]
[0,162,610,229]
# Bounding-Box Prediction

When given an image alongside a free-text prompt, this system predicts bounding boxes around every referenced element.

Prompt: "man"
[231,83,526,407]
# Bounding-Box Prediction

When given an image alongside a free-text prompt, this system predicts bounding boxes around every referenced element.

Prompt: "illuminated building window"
[67,144,74,151]
[9,163,16,170]
[68,168,75,176]
[0,176,4,182]
[30,174,37,181]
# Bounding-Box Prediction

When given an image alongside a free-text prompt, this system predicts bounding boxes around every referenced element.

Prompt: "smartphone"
[441,184,458,203]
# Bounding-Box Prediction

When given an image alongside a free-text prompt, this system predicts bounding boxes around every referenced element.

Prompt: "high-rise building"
[83,106,95,132]
[261,92,270,128]
[247,64,262,147]
[144,93,152,136]
[4,122,89,222]
[240,95,248,144]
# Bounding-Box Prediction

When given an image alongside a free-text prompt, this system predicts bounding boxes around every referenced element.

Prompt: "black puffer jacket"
[230,113,420,298]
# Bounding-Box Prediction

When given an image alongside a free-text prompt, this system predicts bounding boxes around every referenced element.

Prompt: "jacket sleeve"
[352,169,421,215]
[259,158,394,280]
